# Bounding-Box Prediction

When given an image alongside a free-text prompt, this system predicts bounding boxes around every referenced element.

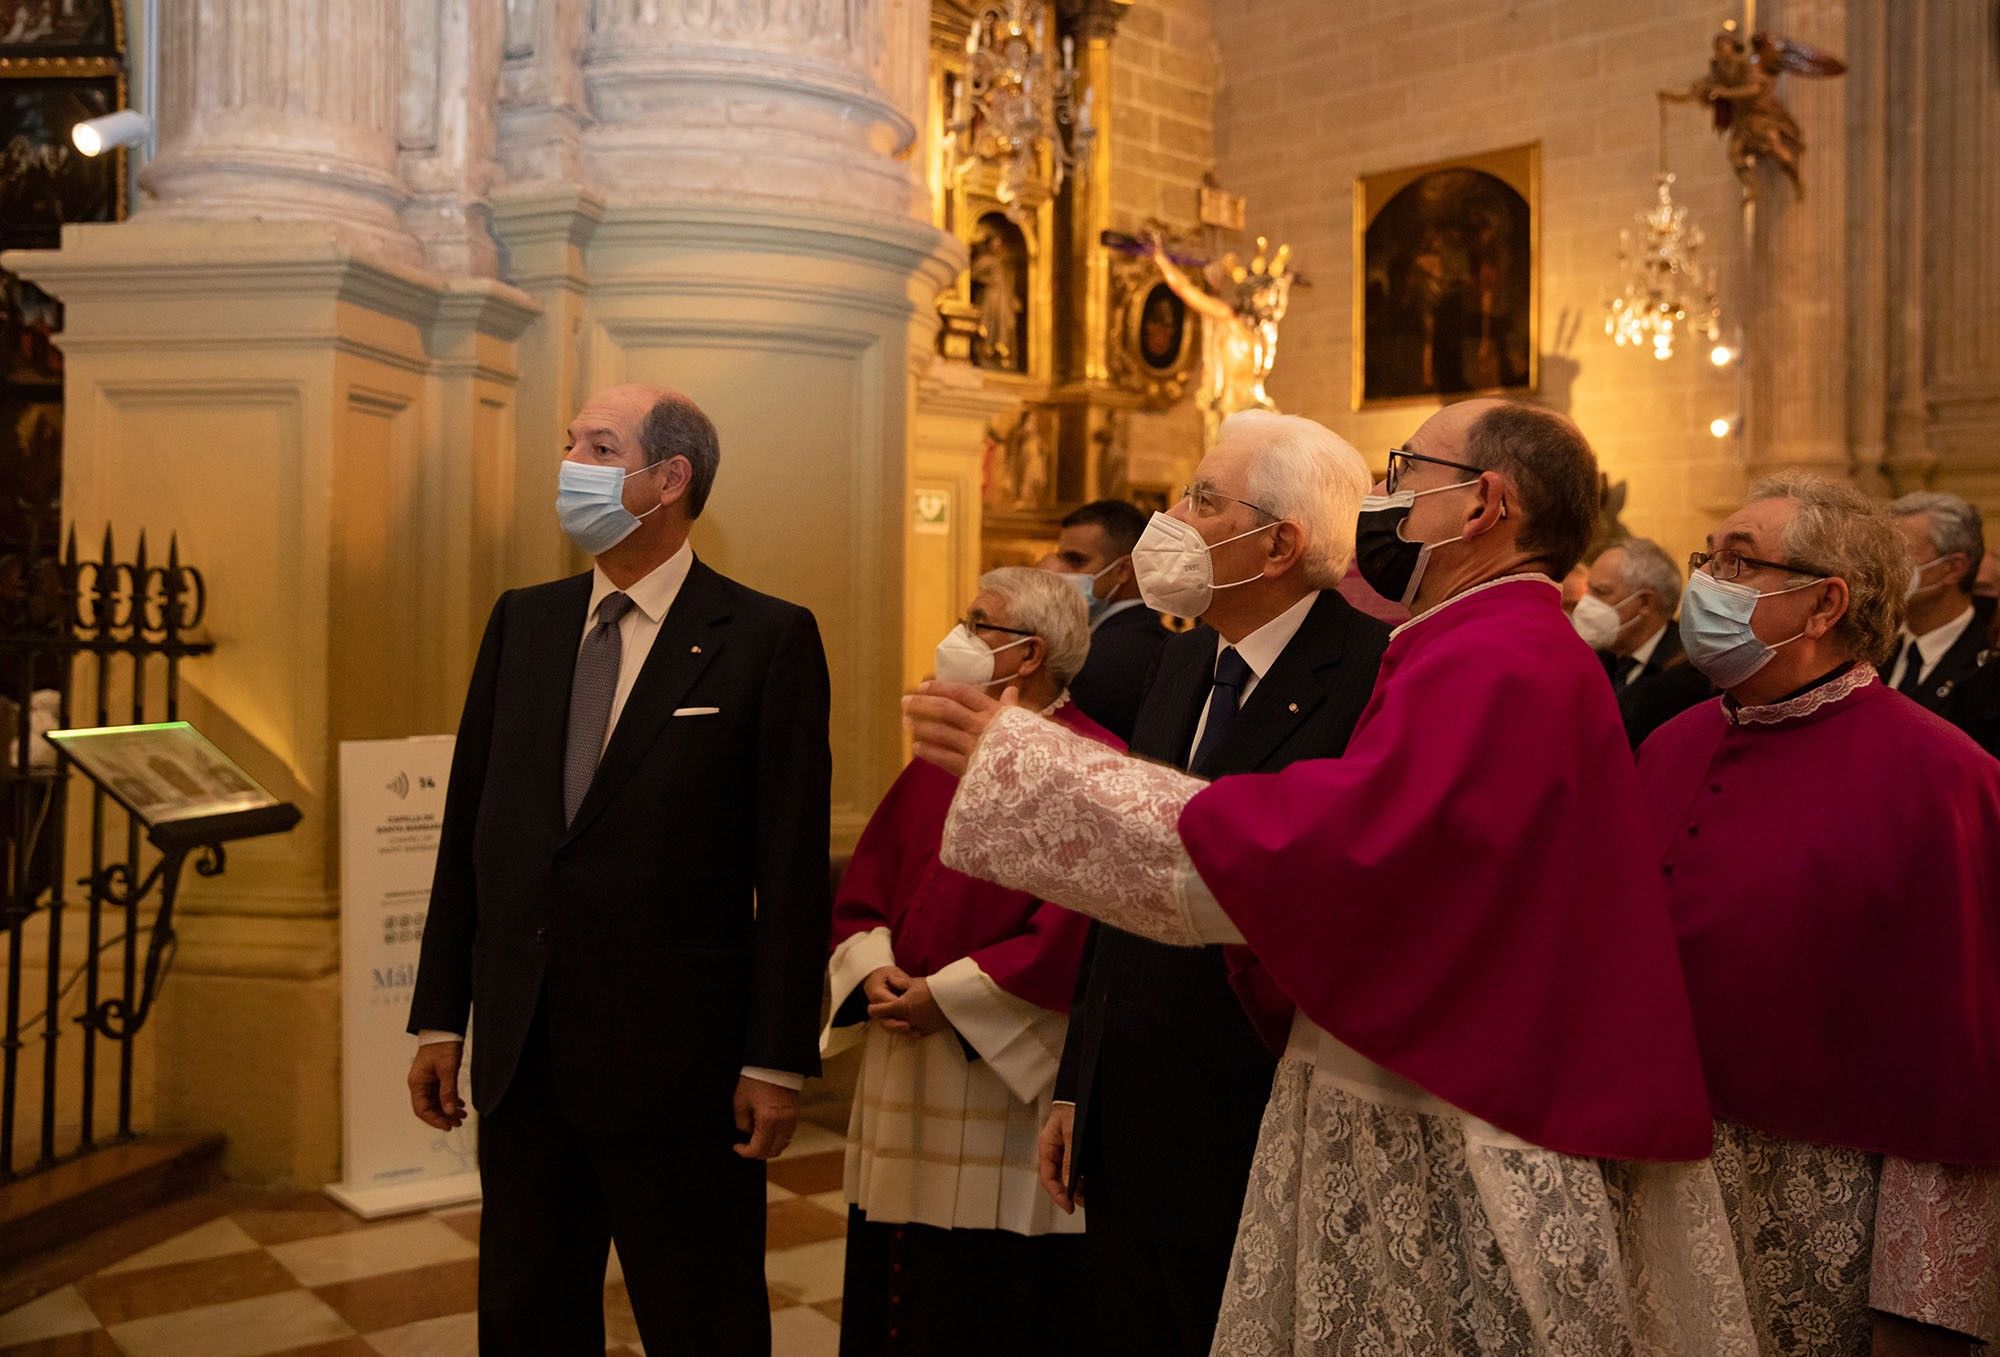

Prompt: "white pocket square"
[673,706,721,717]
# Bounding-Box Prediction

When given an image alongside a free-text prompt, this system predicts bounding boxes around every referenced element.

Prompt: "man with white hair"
[1639,473,2000,1355]
[907,399,1750,1353]
[1885,491,1988,721]
[824,567,1119,1356]
[1574,536,1712,747]
[1043,411,1389,1357]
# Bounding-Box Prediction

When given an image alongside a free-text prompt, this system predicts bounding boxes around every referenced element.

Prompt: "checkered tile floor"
[0,1124,851,1356]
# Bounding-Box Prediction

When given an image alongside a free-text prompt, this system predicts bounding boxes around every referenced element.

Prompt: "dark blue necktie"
[1189,647,1252,774]
[1895,638,1927,696]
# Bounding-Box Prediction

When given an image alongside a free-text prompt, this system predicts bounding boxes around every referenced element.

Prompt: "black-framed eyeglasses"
[1687,549,1831,584]
[1384,447,1483,495]
[959,615,1034,638]
[1177,482,1278,520]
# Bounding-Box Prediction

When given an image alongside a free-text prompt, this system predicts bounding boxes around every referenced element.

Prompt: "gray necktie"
[564,592,635,824]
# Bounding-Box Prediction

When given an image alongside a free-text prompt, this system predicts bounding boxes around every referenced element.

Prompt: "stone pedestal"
[5,223,537,1184]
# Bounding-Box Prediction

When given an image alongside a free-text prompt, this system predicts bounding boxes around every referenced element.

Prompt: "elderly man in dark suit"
[1885,491,1988,724]
[1579,537,1712,749]
[1039,413,1389,1357]
[406,384,831,1356]
[1042,499,1172,742]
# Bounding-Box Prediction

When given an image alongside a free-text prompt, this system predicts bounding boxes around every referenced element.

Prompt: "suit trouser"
[475,1003,768,1356]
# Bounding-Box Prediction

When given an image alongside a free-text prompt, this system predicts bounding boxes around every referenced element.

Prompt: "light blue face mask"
[1055,559,1125,623]
[557,460,661,556]
[1678,569,1823,690]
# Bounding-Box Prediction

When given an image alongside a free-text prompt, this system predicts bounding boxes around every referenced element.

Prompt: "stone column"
[399,0,507,277]
[143,0,422,268]
[1744,0,1851,479]
[495,0,961,844]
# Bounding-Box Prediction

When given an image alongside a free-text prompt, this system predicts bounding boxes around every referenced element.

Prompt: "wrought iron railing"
[0,519,211,1183]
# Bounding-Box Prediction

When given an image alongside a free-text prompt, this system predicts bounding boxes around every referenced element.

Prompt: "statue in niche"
[1660,20,1845,202]
[982,407,1047,508]
[1141,229,1296,445]
[968,216,1029,373]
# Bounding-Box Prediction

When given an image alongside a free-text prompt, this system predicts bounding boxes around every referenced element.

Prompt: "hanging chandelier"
[949,0,1095,221]
[1604,105,1720,361]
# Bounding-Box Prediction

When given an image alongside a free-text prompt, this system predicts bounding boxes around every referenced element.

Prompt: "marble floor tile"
[0,1329,121,1357]
[0,1289,100,1346]
[770,1303,840,1357]
[360,1310,478,1357]
[765,1199,847,1252]
[763,1239,847,1306]
[106,1290,354,1357]
[310,1258,478,1334]
[98,1217,262,1276]
[806,1191,848,1216]
[778,1125,845,1159]
[268,1219,477,1289]
[76,1250,298,1325]
[765,1153,844,1198]
[431,1210,480,1247]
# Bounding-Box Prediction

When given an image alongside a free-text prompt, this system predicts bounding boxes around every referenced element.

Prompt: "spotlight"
[72,110,151,157]
[1709,343,1735,367]
[1709,415,1737,439]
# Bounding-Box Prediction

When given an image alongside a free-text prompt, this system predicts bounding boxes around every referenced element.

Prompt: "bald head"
[1415,399,1598,578]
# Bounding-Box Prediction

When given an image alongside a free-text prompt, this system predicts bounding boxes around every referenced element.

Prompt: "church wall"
[1215,0,1761,562]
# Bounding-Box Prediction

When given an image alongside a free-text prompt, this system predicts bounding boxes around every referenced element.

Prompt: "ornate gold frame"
[1105,225,1200,410]
[1351,141,1540,411]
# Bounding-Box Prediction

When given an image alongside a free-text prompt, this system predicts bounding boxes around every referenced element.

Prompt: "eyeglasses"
[1687,549,1831,583]
[958,615,1034,638]
[1384,447,1483,495]
[1177,482,1278,520]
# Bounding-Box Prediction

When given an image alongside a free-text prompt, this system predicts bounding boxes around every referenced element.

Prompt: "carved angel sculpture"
[1661,23,1846,202]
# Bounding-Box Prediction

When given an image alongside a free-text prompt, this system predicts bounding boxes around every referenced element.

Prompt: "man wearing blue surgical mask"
[1038,499,1168,742]
[408,383,833,1356]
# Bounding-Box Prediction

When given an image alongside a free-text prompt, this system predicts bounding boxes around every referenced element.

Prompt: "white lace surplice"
[942,708,1758,1355]
[1711,1123,2000,1353]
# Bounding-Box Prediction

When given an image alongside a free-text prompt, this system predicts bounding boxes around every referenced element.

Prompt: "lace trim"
[1725,664,1875,727]
[1039,690,1071,716]
[1389,573,1560,642]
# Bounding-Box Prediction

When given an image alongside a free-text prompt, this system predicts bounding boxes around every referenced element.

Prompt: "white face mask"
[934,624,1033,687]
[1129,512,1277,618]
[1569,593,1626,650]
[1906,557,1950,600]
[1678,570,1823,690]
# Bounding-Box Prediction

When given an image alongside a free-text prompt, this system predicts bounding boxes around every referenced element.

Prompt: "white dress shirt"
[420,543,802,1092]
[1623,622,1668,684]
[1186,590,1319,759]
[1888,605,1976,689]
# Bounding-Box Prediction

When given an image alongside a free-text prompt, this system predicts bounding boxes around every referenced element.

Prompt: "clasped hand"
[864,965,949,1037]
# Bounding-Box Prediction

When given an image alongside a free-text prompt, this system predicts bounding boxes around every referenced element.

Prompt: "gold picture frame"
[1352,142,1540,411]
[1105,227,1201,410]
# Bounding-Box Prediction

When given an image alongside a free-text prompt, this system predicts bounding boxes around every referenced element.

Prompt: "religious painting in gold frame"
[1352,143,1539,410]
[1105,226,1201,410]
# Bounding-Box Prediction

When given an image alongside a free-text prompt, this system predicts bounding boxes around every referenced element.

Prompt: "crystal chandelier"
[1605,106,1720,361]
[949,0,1095,221]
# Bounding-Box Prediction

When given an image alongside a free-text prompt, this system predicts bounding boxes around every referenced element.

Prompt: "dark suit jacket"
[1054,589,1388,1224]
[1885,604,1991,715]
[1602,625,1712,751]
[408,558,833,1136]
[1066,601,1173,743]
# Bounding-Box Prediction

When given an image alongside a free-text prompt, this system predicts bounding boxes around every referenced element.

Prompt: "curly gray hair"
[1747,472,1907,666]
[978,566,1092,686]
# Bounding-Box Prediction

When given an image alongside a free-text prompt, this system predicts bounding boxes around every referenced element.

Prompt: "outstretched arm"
[1151,241,1237,325]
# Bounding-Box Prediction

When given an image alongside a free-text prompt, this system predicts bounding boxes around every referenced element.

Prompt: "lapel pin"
[691,645,703,655]
[1288,702,1299,714]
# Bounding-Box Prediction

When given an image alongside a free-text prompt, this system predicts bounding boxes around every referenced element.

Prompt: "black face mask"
[1353,493,1435,607]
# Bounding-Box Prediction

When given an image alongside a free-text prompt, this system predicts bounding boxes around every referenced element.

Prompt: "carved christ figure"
[1145,231,1295,444]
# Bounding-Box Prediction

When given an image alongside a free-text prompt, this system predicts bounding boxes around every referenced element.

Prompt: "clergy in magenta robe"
[825,565,1122,1357]
[932,575,1756,1356]
[1636,473,2000,1353]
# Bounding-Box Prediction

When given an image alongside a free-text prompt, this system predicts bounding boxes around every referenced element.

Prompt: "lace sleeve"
[1869,1156,2000,1344]
[940,706,1212,947]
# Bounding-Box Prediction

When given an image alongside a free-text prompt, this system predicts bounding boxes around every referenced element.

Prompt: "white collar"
[1627,621,1669,671]
[1091,598,1147,632]
[1214,590,1317,680]
[1727,663,1876,726]
[1389,573,1559,642]
[588,541,694,625]
[1901,604,1976,669]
